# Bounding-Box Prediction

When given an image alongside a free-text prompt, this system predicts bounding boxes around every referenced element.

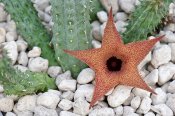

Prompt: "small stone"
[0,98,14,112]
[145,112,155,116]
[0,85,4,93]
[92,25,102,41]
[77,68,95,84]
[160,31,175,43]
[89,107,115,116]
[151,88,167,105]
[167,80,175,93]
[123,106,135,116]
[61,91,74,101]
[28,57,48,72]
[144,69,158,86]
[166,94,175,113]
[37,90,60,109]
[18,52,28,66]
[131,96,141,109]
[169,43,175,62]
[44,13,51,23]
[115,20,128,33]
[47,66,62,78]
[34,105,58,116]
[28,46,41,57]
[100,22,107,36]
[92,101,108,109]
[5,21,16,32]
[132,88,151,98]
[114,12,128,21]
[60,111,80,116]
[0,28,6,43]
[105,88,114,96]
[58,79,76,91]
[4,41,18,65]
[5,112,16,116]
[5,32,17,42]
[97,11,108,23]
[45,5,51,14]
[58,99,73,111]
[100,0,119,14]
[107,85,132,107]
[151,104,173,116]
[123,93,134,106]
[119,0,135,13]
[164,23,175,32]
[137,97,152,114]
[56,71,72,85]
[16,39,28,52]
[114,106,123,116]
[92,40,101,48]
[151,45,171,68]
[73,97,90,116]
[74,84,94,102]
[14,65,28,72]
[158,62,175,85]
[0,5,7,22]
[161,82,170,93]
[16,95,37,112]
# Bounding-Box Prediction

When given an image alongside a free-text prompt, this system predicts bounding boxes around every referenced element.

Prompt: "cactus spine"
[123,0,172,43]
[51,0,93,78]
[1,0,57,65]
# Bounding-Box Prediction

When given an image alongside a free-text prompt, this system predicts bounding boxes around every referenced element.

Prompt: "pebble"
[107,85,132,107]
[132,88,151,98]
[92,25,102,41]
[14,65,28,72]
[92,40,101,48]
[114,105,123,116]
[45,5,51,14]
[119,0,135,13]
[16,39,28,52]
[47,66,62,78]
[158,62,175,85]
[144,69,158,86]
[151,45,171,68]
[58,99,73,111]
[60,111,80,116]
[145,112,155,116]
[131,96,141,109]
[77,68,95,84]
[151,104,173,116]
[166,94,175,113]
[0,28,6,43]
[4,41,18,65]
[5,112,16,116]
[37,90,60,109]
[28,57,48,72]
[93,101,108,109]
[34,0,50,11]
[100,0,119,14]
[0,85,4,93]
[0,5,7,22]
[123,93,134,106]
[169,43,175,62]
[114,12,128,21]
[16,95,37,112]
[151,88,167,105]
[167,80,175,93]
[97,11,108,23]
[0,97,14,112]
[73,97,90,116]
[115,20,128,33]
[28,46,41,57]
[34,105,58,116]
[74,84,94,102]
[6,32,17,42]
[58,79,76,91]
[123,106,135,116]
[89,107,115,116]
[137,97,152,114]
[5,21,16,32]
[17,52,28,66]
[160,31,175,43]
[61,91,74,101]
[56,71,72,85]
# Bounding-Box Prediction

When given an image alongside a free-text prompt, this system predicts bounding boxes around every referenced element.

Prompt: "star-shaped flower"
[64,9,164,108]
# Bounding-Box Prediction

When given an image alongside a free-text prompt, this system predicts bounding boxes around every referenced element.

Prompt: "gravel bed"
[0,0,175,116]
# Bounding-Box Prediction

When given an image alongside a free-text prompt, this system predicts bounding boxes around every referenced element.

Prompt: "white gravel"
[0,0,175,115]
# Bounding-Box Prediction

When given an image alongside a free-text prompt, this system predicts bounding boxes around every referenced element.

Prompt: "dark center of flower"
[106,56,122,72]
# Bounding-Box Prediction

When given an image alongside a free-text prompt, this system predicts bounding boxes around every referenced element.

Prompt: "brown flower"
[64,9,164,108]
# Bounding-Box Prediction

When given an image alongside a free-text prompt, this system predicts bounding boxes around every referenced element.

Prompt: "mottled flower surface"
[64,9,164,108]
